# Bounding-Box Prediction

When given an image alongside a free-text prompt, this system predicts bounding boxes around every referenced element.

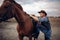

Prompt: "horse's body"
[0,0,39,40]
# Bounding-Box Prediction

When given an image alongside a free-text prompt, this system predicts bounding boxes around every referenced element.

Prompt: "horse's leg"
[29,35,32,40]
[17,25,23,40]
[18,33,23,40]
[34,32,39,40]
[34,38,35,40]
[34,38,38,40]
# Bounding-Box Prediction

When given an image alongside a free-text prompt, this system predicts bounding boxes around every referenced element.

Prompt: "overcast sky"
[0,0,60,16]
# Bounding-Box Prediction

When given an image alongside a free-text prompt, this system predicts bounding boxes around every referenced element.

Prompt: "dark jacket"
[38,16,51,30]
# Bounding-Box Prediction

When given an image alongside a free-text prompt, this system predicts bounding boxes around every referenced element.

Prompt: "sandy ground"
[0,18,60,40]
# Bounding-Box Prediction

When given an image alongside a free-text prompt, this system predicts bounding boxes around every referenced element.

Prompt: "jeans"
[37,24,51,40]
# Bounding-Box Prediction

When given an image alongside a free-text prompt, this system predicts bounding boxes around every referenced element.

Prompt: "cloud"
[20,1,60,16]
[15,0,60,4]
[15,0,40,4]
[39,0,60,2]
[0,0,3,6]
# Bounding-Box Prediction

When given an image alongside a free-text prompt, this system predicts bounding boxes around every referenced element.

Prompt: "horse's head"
[4,0,15,3]
[0,1,14,22]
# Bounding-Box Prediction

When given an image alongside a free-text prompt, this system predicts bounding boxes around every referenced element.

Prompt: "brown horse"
[0,1,39,40]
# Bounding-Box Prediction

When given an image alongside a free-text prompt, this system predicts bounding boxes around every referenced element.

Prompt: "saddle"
[31,18,39,38]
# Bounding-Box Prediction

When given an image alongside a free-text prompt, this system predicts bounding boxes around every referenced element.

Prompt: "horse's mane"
[24,12,30,16]
[24,12,33,19]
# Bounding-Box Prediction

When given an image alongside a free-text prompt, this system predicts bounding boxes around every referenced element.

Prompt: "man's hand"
[29,14,39,21]
[38,22,41,25]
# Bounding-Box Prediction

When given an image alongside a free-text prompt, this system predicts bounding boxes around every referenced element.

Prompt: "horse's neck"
[13,5,33,33]
[16,11,25,22]
[13,4,33,28]
[14,2,23,10]
[14,7,26,27]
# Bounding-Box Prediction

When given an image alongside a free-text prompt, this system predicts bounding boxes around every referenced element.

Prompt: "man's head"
[38,10,47,17]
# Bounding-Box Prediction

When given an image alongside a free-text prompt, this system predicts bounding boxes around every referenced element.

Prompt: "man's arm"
[30,15,39,21]
[38,17,49,22]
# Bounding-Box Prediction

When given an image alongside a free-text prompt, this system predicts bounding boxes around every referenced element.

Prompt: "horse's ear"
[1,1,12,8]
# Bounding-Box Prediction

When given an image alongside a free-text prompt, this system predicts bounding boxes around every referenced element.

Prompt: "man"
[30,10,51,40]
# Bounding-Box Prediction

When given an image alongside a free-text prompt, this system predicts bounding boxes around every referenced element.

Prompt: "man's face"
[39,13,45,17]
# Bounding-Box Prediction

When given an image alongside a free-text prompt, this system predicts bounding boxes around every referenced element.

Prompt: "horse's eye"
[4,5,10,8]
